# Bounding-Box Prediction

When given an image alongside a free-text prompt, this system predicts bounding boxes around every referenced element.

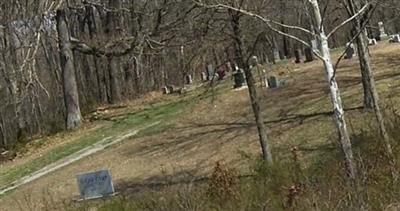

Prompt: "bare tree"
[345,0,397,179]
[56,9,83,129]
[194,0,374,181]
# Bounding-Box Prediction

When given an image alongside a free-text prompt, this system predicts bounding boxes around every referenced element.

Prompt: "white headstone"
[389,34,400,43]
[394,35,400,43]
[207,64,214,80]
[368,38,377,46]
[201,72,208,81]
[162,86,170,94]
[185,74,193,84]
[378,22,388,40]
[311,39,318,51]
[273,48,280,62]
[76,170,115,200]
[250,56,259,66]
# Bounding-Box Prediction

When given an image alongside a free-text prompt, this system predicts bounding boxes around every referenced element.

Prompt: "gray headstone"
[265,56,270,64]
[233,69,246,88]
[207,64,214,80]
[226,62,233,72]
[311,39,318,51]
[344,42,355,59]
[294,49,302,63]
[394,35,400,43]
[76,170,115,200]
[185,74,193,84]
[267,76,279,89]
[201,72,208,82]
[250,56,259,66]
[389,34,400,43]
[273,48,280,62]
[378,22,388,40]
[304,47,314,63]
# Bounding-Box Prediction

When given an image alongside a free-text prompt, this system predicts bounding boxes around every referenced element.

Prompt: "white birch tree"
[194,0,374,181]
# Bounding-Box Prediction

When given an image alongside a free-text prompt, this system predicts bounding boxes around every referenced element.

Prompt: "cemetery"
[1,1,400,210]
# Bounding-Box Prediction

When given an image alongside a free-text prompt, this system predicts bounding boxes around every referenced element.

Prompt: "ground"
[0,43,400,210]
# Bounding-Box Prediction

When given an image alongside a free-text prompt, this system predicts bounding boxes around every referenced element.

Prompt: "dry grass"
[0,42,400,210]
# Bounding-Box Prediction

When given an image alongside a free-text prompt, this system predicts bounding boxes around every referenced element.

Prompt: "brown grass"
[1,42,400,210]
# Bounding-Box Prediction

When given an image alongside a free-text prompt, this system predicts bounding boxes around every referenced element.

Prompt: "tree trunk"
[310,0,357,181]
[230,10,273,163]
[347,0,373,109]
[108,56,122,103]
[56,10,83,130]
[348,0,397,178]
[106,0,122,104]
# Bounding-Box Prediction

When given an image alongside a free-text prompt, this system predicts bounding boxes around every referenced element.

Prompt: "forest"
[1,0,398,148]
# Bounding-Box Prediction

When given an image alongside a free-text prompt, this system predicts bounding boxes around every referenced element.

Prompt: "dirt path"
[0,122,160,196]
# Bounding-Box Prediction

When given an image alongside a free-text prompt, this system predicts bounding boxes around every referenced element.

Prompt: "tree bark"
[56,10,83,130]
[348,0,397,178]
[310,0,357,181]
[108,56,122,103]
[347,0,373,109]
[230,10,273,163]
[106,0,122,104]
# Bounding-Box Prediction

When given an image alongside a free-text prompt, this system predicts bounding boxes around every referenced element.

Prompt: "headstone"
[294,49,302,63]
[304,47,314,63]
[234,64,239,71]
[378,22,388,40]
[394,35,400,43]
[273,48,280,63]
[76,170,115,200]
[185,74,193,84]
[207,64,214,80]
[344,42,355,59]
[368,38,377,46]
[201,72,208,82]
[267,76,279,89]
[250,56,259,67]
[264,77,269,88]
[216,66,226,80]
[162,86,170,94]
[226,62,233,72]
[233,69,246,88]
[389,34,400,43]
[265,55,270,64]
[311,39,318,51]
[262,69,269,88]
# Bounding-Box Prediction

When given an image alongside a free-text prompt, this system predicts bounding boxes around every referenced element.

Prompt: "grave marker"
[267,76,279,89]
[273,48,280,63]
[201,72,208,82]
[304,47,314,63]
[162,86,170,94]
[233,69,246,88]
[76,170,115,200]
[368,38,377,46]
[344,42,355,59]
[311,39,318,51]
[185,74,193,84]
[207,64,214,80]
[389,34,400,43]
[378,22,388,40]
[294,49,302,63]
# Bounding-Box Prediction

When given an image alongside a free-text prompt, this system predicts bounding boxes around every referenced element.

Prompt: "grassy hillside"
[1,43,400,210]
